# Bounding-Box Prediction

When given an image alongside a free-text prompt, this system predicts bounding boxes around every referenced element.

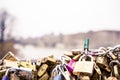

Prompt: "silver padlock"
[58,64,71,80]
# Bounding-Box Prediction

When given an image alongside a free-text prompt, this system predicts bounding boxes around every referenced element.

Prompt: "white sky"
[0,0,120,38]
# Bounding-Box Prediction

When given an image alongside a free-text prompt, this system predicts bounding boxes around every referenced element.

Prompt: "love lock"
[37,64,48,77]
[73,55,94,76]
[60,55,75,73]
[96,55,111,72]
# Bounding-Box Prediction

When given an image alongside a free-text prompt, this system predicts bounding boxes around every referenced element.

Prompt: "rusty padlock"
[73,55,94,76]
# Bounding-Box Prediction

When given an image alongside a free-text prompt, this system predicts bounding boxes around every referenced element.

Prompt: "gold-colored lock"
[38,72,49,80]
[3,60,18,68]
[96,55,111,72]
[73,55,94,76]
[37,64,48,77]
[79,76,90,80]
[72,54,81,61]
[18,60,36,71]
[108,51,117,60]
[71,49,81,55]
[64,51,74,57]
[106,76,117,80]
[94,63,101,75]
[2,52,19,61]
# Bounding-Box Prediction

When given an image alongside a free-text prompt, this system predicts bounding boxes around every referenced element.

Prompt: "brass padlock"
[37,64,48,77]
[71,49,81,55]
[72,54,81,61]
[2,51,19,61]
[3,60,18,68]
[96,55,111,72]
[64,51,74,57]
[18,60,36,71]
[79,76,90,80]
[106,76,117,80]
[73,55,94,76]
[94,63,102,75]
[108,51,117,60]
[38,72,49,80]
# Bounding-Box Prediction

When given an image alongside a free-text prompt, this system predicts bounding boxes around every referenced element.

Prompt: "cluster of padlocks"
[0,38,120,80]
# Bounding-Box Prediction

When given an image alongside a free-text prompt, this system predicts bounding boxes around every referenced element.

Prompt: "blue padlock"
[2,69,10,80]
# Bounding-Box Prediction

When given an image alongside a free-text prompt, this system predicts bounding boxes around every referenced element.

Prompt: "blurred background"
[0,0,120,59]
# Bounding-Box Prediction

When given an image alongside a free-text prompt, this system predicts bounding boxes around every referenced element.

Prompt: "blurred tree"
[0,9,17,59]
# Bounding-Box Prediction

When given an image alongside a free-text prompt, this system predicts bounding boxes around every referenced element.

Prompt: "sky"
[0,0,120,38]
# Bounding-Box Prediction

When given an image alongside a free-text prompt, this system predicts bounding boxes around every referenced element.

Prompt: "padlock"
[94,63,102,75]
[73,55,94,76]
[72,54,81,61]
[64,51,74,57]
[108,51,117,60]
[96,55,111,72]
[60,55,76,72]
[18,60,36,71]
[3,60,18,68]
[37,64,48,77]
[106,77,117,80]
[109,60,120,77]
[71,49,81,55]
[2,69,10,80]
[2,52,19,61]
[66,59,76,72]
[79,76,90,80]
[38,72,49,80]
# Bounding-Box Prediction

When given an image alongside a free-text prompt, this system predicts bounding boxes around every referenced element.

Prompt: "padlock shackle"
[79,54,93,62]
[109,60,120,68]
[58,64,71,80]
[113,45,120,50]
[60,55,71,65]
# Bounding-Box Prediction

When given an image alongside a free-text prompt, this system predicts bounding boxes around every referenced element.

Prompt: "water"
[14,44,68,59]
